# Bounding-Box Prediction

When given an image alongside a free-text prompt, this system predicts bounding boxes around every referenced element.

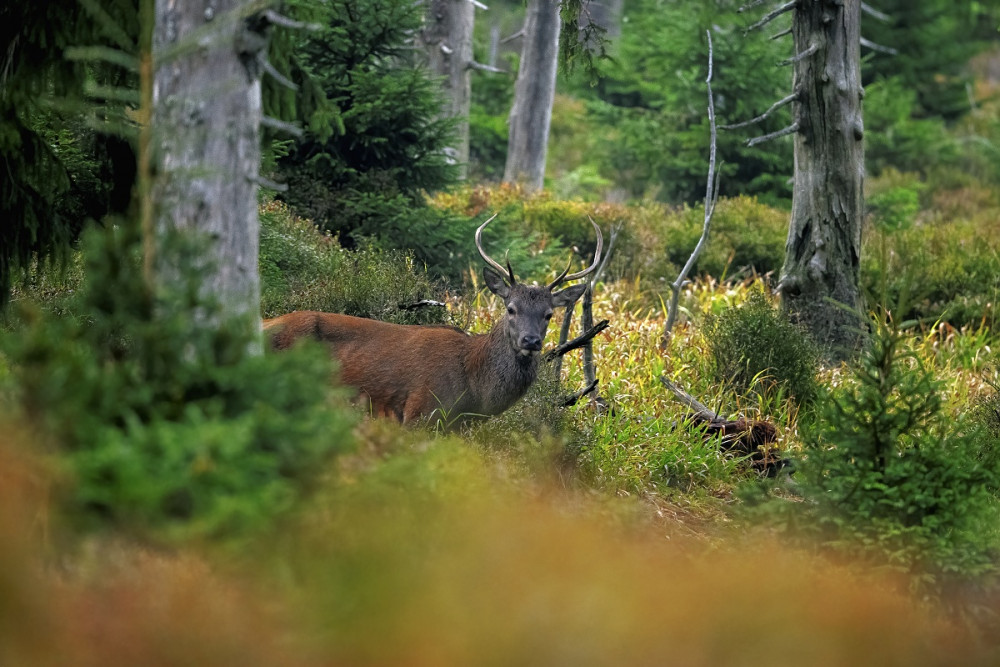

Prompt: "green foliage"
[861,0,995,120]
[864,78,959,179]
[259,200,451,324]
[2,223,354,542]
[766,314,1000,585]
[705,287,820,405]
[867,179,923,233]
[274,0,459,269]
[0,0,139,305]
[862,216,1000,329]
[558,0,792,204]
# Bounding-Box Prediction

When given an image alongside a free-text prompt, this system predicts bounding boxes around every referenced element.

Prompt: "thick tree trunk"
[151,0,264,329]
[422,0,475,179]
[503,0,560,191]
[779,0,865,361]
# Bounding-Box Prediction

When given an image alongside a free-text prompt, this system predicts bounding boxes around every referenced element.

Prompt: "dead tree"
[730,0,874,361]
[503,0,561,190]
[420,0,501,179]
[662,30,721,345]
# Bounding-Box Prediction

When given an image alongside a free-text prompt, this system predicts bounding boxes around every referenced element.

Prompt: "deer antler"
[476,213,516,284]
[547,217,604,290]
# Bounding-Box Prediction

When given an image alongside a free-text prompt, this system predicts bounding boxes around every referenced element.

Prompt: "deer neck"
[466,323,539,415]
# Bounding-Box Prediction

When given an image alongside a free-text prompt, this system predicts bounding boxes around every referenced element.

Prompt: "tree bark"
[421,0,475,179]
[503,0,560,191]
[779,0,865,361]
[151,0,264,330]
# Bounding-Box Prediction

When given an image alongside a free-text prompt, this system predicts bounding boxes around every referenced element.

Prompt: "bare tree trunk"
[779,0,865,361]
[151,0,264,331]
[421,0,475,178]
[503,0,560,190]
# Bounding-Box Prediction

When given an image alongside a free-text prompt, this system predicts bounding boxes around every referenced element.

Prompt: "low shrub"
[704,287,820,406]
[259,200,450,325]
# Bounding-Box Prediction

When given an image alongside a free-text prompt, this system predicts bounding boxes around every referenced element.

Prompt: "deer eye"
[507,306,516,315]
[544,312,553,320]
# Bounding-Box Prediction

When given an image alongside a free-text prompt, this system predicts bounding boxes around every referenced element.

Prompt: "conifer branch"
[65,46,140,72]
[770,27,792,40]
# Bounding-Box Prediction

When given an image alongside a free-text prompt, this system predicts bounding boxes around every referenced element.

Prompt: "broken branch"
[721,90,797,130]
[746,120,800,147]
[745,0,795,34]
[779,42,819,67]
[561,379,599,407]
[545,319,610,361]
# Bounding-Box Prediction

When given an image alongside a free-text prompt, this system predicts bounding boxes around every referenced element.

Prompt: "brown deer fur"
[263,215,602,424]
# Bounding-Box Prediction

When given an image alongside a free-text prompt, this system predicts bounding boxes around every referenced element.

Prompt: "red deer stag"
[263,215,602,423]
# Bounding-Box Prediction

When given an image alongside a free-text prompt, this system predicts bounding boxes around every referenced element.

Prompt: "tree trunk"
[422,0,475,179]
[151,0,264,330]
[503,0,560,191]
[779,0,865,361]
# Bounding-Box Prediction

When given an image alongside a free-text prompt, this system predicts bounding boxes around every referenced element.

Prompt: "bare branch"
[664,31,720,342]
[561,379,599,407]
[746,120,800,147]
[251,175,288,192]
[467,60,507,74]
[770,27,792,40]
[861,2,891,22]
[737,0,770,13]
[779,42,819,67]
[262,59,297,90]
[745,0,796,34]
[721,90,798,130]
[261,115,304,137]
[659,377,718,421]
[544,320,610,361]
[860,37,898,55]
[262,9,322,31]
[500,28,525,44]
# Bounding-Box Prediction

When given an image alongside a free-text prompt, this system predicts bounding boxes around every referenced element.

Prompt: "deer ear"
[551,283,587,308]
[483,266,511,298]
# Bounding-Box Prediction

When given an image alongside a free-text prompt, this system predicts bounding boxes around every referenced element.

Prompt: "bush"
[259,200,451,325]
[705,287,820,405]
[770,313,1000,587]
[2,223,355,542]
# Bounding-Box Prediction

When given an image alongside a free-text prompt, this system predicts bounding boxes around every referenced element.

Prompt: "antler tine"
[546,255,574,290]
[548,217,604,290]
[475,213,515,283]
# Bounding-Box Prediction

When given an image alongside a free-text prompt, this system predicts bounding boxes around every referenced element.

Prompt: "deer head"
[476,214,603,357]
